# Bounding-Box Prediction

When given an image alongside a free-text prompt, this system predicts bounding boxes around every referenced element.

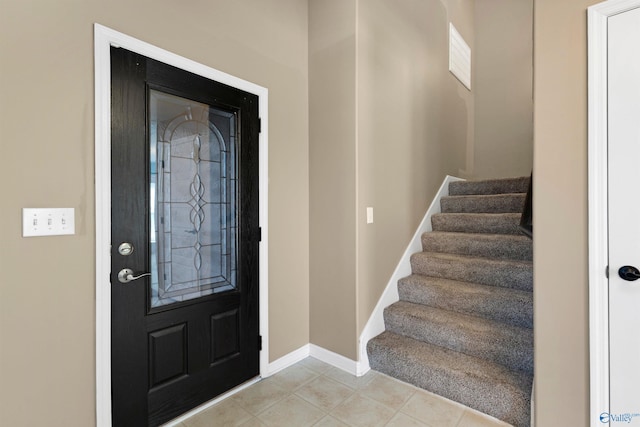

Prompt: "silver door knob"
[117,268,151,283]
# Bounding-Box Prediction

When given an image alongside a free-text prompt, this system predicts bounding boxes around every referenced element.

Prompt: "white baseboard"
[263,343,365,378]
[264,344,311,377]
[357,175,464,371]
[310,344,362,376]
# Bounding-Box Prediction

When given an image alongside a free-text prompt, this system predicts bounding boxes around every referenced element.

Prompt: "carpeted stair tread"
[449,176,530,196]
[398,274,533,328]
[441,193,526,214]
[410,252,532,291]
[367,175,533,425]
[367,331,532,426]
[431,213,522,235]
[422,231,532,261]
[384,301,533,374]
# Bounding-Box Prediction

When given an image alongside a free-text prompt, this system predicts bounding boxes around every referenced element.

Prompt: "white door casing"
[589,1,640,426]
[94,24,269,426]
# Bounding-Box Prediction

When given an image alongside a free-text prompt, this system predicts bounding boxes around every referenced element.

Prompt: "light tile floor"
[176,357,512,427]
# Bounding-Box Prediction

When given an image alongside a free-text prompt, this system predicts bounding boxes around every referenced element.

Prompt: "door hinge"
[257,227,262,242]
[258,335,262,351]
[258,118,262,134]
[606,265,609,279]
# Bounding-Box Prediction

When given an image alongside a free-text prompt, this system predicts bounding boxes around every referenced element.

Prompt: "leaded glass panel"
[149,90,237,308]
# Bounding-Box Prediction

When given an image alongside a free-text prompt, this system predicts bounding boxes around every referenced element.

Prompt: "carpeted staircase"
[367,176,533,427]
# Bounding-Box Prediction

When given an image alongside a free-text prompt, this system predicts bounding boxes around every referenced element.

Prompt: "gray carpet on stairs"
[441,193,526,213]
[432,212,523,235]
[449,176,530,196]
[422,231,532,261]
[367,176,533,427]
[368,332,533,427]
[410,252,533,291]
[398,275,533,328]
[384,301,533,374]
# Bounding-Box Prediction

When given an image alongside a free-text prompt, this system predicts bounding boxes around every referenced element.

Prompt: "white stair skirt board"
[357,175,465,372]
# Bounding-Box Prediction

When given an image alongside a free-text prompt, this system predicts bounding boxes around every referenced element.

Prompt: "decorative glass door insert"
[149,90,237,308]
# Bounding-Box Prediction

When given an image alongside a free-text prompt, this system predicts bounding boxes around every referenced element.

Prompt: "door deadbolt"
[118,242,134,256]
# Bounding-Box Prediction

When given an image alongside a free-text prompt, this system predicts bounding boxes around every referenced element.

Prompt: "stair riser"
[449,177,530,196]
[384,305,533,374]
[422,233,532,261]
[410,254,533,291]
[431,213,523,235]
[441,194,526,214]
[367,334,532,427]
[398,276,533,328]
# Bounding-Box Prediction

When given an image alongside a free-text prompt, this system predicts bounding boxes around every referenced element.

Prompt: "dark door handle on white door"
[618,265,640,281]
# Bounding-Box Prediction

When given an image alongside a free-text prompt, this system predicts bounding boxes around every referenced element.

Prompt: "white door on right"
[608,5,640,422]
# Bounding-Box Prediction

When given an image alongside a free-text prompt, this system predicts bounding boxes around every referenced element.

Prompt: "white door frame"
[588,1,640,425]
[94,24,269,426]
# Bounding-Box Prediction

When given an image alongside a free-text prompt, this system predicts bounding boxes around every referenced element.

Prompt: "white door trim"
[94,24,269,426]
[588,1,640,425]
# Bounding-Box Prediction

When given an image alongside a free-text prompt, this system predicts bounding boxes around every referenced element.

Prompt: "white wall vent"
[449,23,471,90]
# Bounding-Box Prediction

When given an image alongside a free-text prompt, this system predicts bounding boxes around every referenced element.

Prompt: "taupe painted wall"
[0,0,596,424]
[356,0,475,343]
[0,1,309,425]
[474,0,533,179]
[533,0,598,424]
[309,0,475,359]
[309,0,358,358]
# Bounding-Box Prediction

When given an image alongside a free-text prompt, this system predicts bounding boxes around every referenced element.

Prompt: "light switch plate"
[367,207,374,224]
[22,208,75,237]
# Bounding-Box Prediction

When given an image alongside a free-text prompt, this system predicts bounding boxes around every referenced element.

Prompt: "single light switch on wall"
[367,207,374,224]
[22,208,75,237]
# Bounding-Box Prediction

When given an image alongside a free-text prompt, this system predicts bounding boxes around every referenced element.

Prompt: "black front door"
[111,47,260,426]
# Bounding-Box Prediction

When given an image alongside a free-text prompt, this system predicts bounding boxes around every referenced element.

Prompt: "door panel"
[148,324,188,388]
[111,47,259,426]
[608,6,640,418]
